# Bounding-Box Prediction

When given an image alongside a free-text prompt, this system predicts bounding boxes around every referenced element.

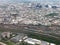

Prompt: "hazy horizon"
[0,0,60,3]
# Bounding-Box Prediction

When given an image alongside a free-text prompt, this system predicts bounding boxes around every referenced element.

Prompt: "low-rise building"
[11,34,28,43]
[1,32,11,38]
[24,38,41,45]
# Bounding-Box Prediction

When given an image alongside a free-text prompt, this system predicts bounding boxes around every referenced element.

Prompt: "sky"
[0,0,60,3]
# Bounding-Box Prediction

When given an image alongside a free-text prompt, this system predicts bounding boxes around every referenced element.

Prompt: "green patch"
[6,41,15,45]
[45,13,58,17]
[0,38,15,45]
[27,32,60,45]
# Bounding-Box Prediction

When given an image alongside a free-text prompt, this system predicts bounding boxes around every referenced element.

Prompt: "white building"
[24,38,41,45]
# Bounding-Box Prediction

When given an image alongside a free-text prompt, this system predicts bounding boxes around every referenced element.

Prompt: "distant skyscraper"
[45,5,52,8]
